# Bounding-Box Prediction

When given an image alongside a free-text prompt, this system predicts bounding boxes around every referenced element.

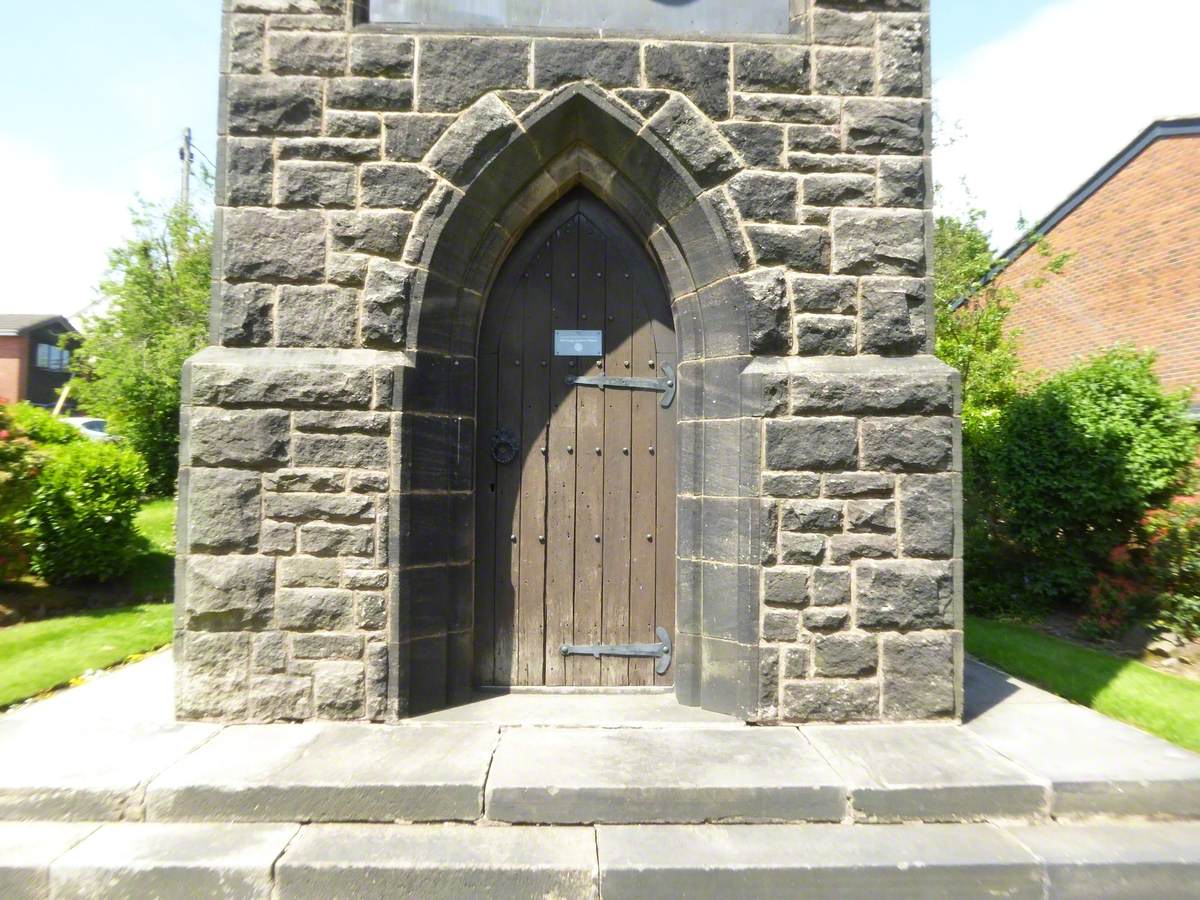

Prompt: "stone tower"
[176,0,961,724]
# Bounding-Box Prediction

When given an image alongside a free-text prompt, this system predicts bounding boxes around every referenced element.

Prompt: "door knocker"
[490,428,520,464]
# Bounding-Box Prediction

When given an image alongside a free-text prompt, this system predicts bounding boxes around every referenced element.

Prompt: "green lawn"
[967,616,1200,753]
[0,498,176,709]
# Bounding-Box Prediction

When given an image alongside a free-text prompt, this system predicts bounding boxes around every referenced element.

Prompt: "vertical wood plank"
[601,228,633,685]
[572,216,606,685]
[544,216,580,685]
[628,273,659,686]
[517,244,551,684]
[473,349,499,685]
[493,284,524,684]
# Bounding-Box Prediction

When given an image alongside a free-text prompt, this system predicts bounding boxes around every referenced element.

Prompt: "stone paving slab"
[967,701,1200,817]
[0,718,220,821]
[276,824,598,899]
[1005,821,1200,900]
[964,658,1064,720]
[145,723,499,823]
[485,726,845,824]
[805,723,1050,822]
[410,690,741,727]
[596,823,1044,899]
[50,822,298,900]
[0,822,99,900]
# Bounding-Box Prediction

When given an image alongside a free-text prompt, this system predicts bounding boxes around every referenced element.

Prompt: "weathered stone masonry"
[178,0,962,724]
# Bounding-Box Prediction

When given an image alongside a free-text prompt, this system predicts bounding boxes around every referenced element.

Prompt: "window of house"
[35,343,70,372]
[367,0,791,35]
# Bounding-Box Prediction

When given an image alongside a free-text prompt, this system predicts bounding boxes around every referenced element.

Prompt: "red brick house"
[987,117,1200,408]
[0,315,77,407]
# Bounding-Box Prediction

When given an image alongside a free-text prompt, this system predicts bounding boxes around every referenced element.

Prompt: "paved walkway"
[3,653,1200,897]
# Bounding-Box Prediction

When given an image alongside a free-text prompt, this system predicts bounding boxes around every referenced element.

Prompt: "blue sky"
[1,1,1195,317]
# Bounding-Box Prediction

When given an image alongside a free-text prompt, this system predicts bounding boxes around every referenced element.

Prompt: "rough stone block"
[735,44,811,93]
[814,633,878,677]
[299,523,375,557]
[222,209,325,284]
[778,533,824,565]
[533,39,639,88]
[330,211,412,258]
[274,161,356,208]
[734,93,839,124]
[260,521,296,554]
[787,124,842,153]
[185,555,275,631]
[293,633,363,660]
[264,468,345,492]
[879,156,927,208]
[844,98,926,155]
[747,225,830,272]
[182,631,251,676]
[226,75,321,135]
[645,42,731,119]
[646,96,739,189]
[803,606,849,632]
[267,31,347,76]
[824,472,894,498]
[860,277,928,354]
[846,500,895,534]
[784,643,811,677]
[804,173,875,207]
[186,348,376,409]
[763,568,811,607]
[719,122,784,169]
[829,533,896,565]
[361,259,414,348]
[327,77,413,112]
[814,47,874,95]
[222,138,273,206]
[350,34,414,77]
[275,588,355,631]
[314,661,365,719]
[795,314,855,355]
[251,632,287,673]
[186,468,261,553]
[264,492,375,522]
[861,416,954,472]
[276,285,359,348]
[900,474,958,558]
[813,8,876,45]
[878,18,925,97]
[219,283,273,347]
[359,163,436,209]
[729,171,799,223]
[293,433,389,469]
[227,15,265,74]
[856,560,955,631]
[765,418,857,471]
[187,407,289,467]
[295,411,390,435]
[810,566,851,607]
[425,94,519,186]
[249,674,313,721]
[278,557,340,590]
[741,268,792,355]
[325,110,381,138]
[787,358,956,415]
[881,632,957,718]
[277,137,381,162]
[784,680,878,722]
[384,114,454,161]
[781,500,843,534]
[762,472,821,498]
[763,610,800,642]
[831,208,925,276]
[788,152,877,174]
[418,37,531,112]
[789,274,858,314]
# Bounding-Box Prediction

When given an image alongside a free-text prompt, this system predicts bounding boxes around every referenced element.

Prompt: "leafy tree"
[69,200,211,494]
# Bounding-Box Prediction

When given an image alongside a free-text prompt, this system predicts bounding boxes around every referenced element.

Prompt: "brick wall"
[996,135,1200,396]
[0,336,28,405]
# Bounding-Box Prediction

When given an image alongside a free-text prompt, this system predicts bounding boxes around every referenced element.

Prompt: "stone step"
[6,820,1200,899]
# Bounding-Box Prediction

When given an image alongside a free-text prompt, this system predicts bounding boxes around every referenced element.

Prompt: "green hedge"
[967,349,1196,615]
[5,403,82,445]
[19,442,149,585]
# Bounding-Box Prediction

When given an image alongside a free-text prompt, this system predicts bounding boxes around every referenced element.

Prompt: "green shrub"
[19,442,149,585]
[0,408,43,579]
[1132,502,1200,638]
[5,403,82,446]
[970,349,1196,612]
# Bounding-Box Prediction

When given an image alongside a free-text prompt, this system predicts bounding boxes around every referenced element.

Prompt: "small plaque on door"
[554,329,603,357]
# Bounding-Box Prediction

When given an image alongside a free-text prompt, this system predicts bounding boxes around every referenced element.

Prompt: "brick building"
[178,0,962,725]
[990,117,1200,405]
[0,315,76,407]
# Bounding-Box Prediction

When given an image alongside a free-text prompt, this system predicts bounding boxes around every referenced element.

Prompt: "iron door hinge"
[560,627,672,675]
[566,363,676,408]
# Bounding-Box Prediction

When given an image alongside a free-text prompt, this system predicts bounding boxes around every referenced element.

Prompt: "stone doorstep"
[6,821,1200,900]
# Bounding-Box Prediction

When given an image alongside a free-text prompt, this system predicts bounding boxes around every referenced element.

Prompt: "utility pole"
[179,127,193,209]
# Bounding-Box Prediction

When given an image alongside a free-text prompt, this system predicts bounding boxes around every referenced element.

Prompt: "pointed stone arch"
[383,82,783,719]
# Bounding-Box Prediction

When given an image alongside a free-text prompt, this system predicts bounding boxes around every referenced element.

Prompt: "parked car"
[63,417,117,442]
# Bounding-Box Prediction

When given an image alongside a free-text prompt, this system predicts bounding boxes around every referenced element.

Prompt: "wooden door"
[475,190,677,687]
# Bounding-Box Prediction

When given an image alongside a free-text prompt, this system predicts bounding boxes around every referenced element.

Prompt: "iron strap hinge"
[566,363,676,408]
[560,627,673,675]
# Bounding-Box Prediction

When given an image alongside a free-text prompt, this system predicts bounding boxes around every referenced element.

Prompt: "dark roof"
[950,116,1200,310]
[0,315,76,337]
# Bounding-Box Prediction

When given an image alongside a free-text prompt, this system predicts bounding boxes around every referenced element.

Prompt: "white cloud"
[933,0,1200,251]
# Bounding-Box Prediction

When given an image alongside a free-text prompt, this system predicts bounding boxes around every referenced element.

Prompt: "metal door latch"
[560,627,672,675]
[566,363,676,408]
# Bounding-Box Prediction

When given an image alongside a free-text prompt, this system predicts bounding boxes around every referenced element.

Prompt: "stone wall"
[177,0,961,724]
